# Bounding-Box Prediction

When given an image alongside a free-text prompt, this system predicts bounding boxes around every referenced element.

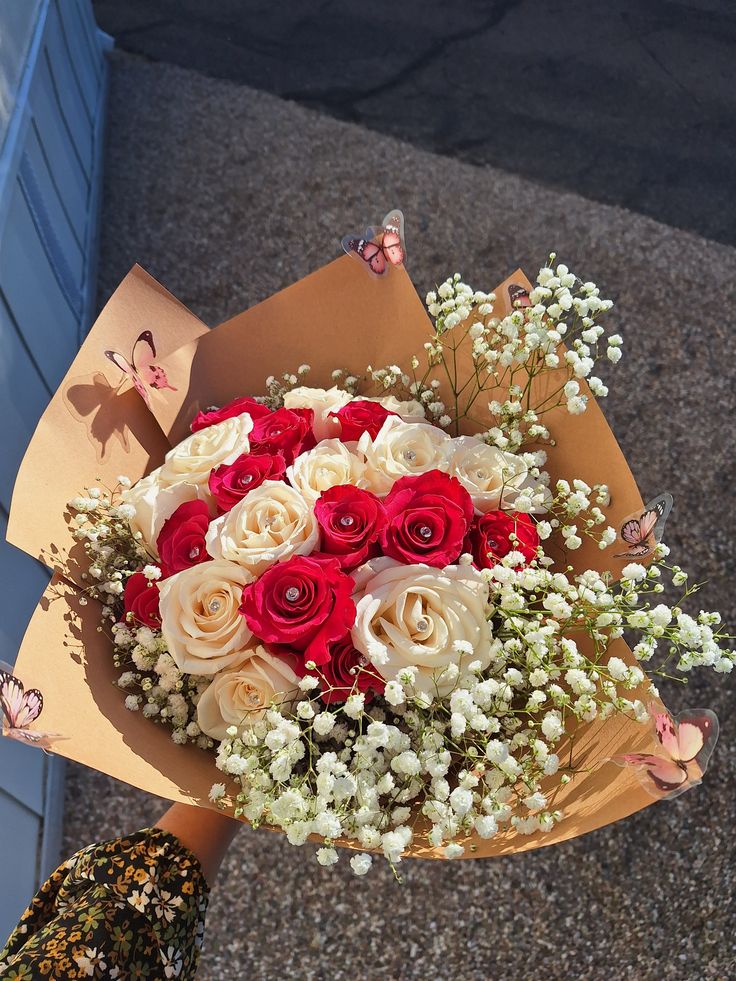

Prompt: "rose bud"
[240,554,355,666]
[249,407,316,465]
[314,485,387,570]
[123,572,162,629]
[156,500,212,578]
[465,510,539,568]
[379,469,474,567]
[190,396,272,432]
[313,634,385,704]
[329,400,398,441]
[208,453,286,513]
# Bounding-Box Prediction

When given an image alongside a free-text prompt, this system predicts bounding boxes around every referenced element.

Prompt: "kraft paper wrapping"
[7,258,665,859]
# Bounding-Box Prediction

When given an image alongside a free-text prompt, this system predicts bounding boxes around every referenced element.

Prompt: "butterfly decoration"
[342,209,406,277]
[508,283,531,308]
[104,330,176,410]
[612,706,719,799]
[0,668,64,751]
[615,492,673,559]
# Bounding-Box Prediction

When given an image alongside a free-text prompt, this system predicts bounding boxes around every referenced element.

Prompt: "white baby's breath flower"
[350,853,373,876]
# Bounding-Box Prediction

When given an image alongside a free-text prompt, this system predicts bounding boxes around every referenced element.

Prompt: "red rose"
[313,635,385,704]
[240,555,355,666]
[465,510,539,569]
[123,573,161,628]
[329,400,398,441]
[190,396,271,432]
[156,500,212,578]
[379,469,474,567]
[249,407,315,465]
[314,485,387,570]
[208,453,286,513]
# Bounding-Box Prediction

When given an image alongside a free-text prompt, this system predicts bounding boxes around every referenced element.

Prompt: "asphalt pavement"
[92,0,736,246]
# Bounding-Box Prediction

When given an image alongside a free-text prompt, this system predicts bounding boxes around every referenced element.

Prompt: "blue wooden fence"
[0,0,111,940]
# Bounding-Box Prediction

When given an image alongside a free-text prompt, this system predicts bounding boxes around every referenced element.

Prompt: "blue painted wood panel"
[0,794,43,929]
[0,187,80,384]
[56,0,100,118]
[0,0,110,943]
[45,3,94,176]
[28,46,89,241]
[0,512,51,653]
[0,294,51,509]
[24,118,85,279]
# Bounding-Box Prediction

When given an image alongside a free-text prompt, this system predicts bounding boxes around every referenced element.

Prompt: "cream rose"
[196,645,300,739]
[286,439,368,505]
[205,480,318,576]
[358,416,451,496]
[367,395,426,420]
[157,412,254,493]
[121,471,204,557]
[159,559,253,675]
[283,385,353,440]
[443,435,530,512]
[351,559,492,695]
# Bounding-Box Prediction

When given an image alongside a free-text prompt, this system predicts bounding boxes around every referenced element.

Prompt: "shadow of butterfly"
[611,706,718,799]
[342,209,406,277]
[105,329,177,410]
[615,492,673,558]
[0,665,65,752]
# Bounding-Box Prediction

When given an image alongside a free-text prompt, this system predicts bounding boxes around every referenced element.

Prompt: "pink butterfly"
[342,209,406,277]
[0,668,64,751]
[104,330,176,410]
[613,707,719,799]
[615,492,673,558]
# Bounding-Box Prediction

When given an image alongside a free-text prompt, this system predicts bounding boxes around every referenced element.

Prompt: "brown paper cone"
[7,258,667,858]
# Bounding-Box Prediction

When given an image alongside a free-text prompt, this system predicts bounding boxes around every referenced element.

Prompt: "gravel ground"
[62,51,736,980]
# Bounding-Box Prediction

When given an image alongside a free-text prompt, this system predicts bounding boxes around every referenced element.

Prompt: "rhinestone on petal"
[238,473,254,488]
[189,546,201,560]
[339,515,355,528]
[418,525,432,540]
[416,618,429,632]
[285,586,300,603]
[208,599,221,613]
[403,450,416,463]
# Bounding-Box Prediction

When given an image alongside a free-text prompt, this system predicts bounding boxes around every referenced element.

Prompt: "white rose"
[159,559,253,675]
[286,439,367,505]
[121,470,204,557]
[157,413,254,493]
[351,559,492,695]
[196,645,300,739]
[444,435,529,512]
[365,396,426,420]
[358,416,451,496]
[283,386,352,441]
[205,480,318,576]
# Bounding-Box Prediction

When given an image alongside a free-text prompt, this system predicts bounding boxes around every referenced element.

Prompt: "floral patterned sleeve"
[0,828,208,980]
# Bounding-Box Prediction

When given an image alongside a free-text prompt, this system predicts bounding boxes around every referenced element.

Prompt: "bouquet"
[6,211,733,875]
